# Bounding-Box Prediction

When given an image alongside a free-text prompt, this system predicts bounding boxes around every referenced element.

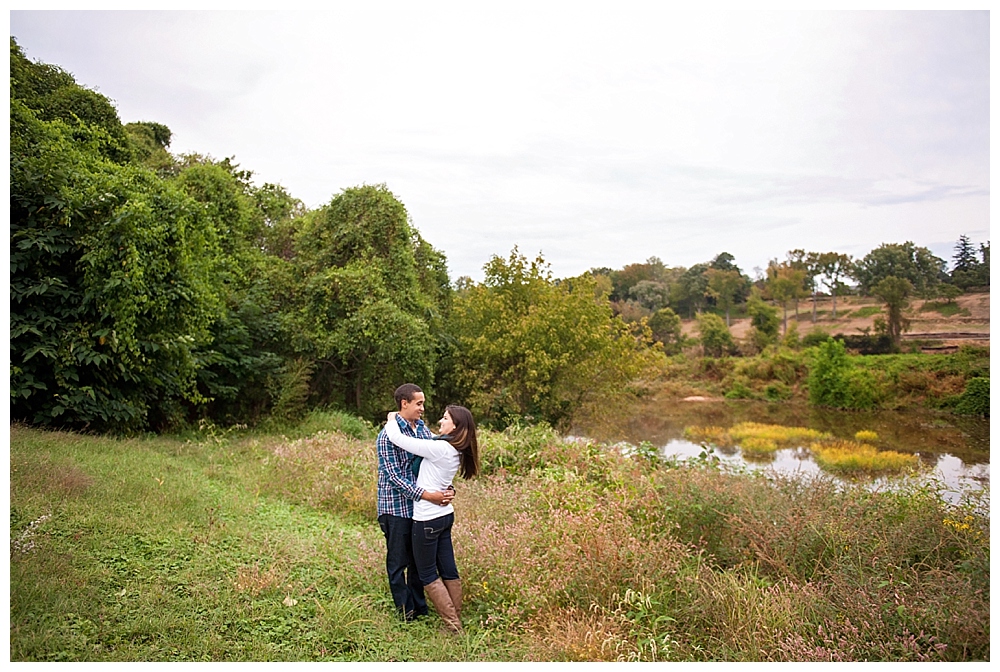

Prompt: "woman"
[384,405,479,633]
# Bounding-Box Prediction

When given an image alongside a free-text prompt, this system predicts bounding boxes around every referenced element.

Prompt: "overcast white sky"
[8,7,990,281]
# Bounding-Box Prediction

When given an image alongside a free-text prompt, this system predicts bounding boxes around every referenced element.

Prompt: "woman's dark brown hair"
[443,405,479,479]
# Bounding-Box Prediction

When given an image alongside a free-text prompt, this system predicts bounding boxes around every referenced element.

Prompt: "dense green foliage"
[696,312,736,358]
[10,81,224,431]
[807,339,882,410]
[446,249,655,428]
[953,377,989,417]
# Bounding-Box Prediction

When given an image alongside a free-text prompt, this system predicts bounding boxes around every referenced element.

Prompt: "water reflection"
[574,400,989,507]
[658,439,988,506]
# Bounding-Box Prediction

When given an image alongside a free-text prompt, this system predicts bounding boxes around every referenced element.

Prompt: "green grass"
[919,301,971,318]
[850,305,884,318]
[10,420,990,661]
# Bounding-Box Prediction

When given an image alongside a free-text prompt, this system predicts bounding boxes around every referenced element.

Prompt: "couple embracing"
[375,383,480,633]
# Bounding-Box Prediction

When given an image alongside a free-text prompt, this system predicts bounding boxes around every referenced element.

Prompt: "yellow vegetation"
[729,422,830,445]
[854,430,879,442]
[739,436,779,458]
[810,440,918,475]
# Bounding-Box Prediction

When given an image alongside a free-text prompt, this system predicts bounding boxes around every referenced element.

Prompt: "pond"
[572,399,990,509]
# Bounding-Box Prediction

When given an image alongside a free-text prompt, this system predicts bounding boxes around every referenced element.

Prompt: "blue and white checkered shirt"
[377,414,434,517]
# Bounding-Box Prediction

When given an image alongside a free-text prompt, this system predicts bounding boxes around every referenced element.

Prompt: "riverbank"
[10,415,989,661]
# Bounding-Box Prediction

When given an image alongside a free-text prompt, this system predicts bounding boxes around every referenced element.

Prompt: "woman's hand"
[386,411,397,422]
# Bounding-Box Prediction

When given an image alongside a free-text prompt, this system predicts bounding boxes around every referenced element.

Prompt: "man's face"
[398,391,425,424]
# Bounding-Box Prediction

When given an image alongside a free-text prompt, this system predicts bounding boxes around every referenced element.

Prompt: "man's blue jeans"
[378,514,427,620]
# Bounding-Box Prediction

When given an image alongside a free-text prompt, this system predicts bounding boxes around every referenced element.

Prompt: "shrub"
[697,312,736,358]
[953,378,989,417]
[808,339,886,410]
[854,430,879,442]
[801,327,832,348]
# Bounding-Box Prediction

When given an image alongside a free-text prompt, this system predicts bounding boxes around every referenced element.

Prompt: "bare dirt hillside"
[681,291,990,352]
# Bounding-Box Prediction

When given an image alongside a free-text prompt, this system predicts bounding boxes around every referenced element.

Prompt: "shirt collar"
[395,414,425,432]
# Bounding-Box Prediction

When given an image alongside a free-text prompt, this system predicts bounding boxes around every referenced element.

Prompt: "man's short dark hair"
[394,383,423,410]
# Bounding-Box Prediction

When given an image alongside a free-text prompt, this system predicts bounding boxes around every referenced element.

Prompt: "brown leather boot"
[423,578,462,633]
[443,579,462,620]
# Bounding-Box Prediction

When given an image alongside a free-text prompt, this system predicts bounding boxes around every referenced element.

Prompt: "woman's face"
[439,410,456,435]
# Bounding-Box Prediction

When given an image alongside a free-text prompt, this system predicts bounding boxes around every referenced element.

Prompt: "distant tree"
[648,307,684,355]
[870,276,913,349]
[937,283,963,304]
[704,268,742,326]
[787,249,819,321]
[950,235,990,289]
[671,263,710,318]
[610,256,667,302]
[953,235,979,273]
[814,252,854,319]
[765,261,806,335]
[746,289,780,350]
[854,242,946,297]
[697,312,736,358]
[628,279,670,312]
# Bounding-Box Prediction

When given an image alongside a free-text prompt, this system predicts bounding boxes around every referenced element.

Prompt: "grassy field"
[9,413,990,661]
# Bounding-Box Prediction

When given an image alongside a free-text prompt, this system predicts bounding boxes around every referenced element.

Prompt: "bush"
[697,312,737,358]
[953,378,989,417]
[801,327,832,348]
[807,339,885,410]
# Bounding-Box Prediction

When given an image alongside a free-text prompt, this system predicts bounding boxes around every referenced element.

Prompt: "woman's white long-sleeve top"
[384,419,460,522]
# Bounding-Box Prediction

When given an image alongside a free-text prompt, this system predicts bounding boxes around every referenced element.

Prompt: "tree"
[853,242,946,297]
[670,263,710,318]
[746,289,780,350]
[950,235,990,289]
[628,279,670,312]
[870,276,913,349]
[697,312,736,358]
[10,95,224,431]
[290,185,447,418]
[765,261,806,335]
[814,252,853,319]
[448,249,653,428]
[787,249,818,321]
[648,307,684,355]
[704,268,743,326]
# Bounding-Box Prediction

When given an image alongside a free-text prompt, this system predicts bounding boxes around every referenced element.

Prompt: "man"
[376,383,454,621]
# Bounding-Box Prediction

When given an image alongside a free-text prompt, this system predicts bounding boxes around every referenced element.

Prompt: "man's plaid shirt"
[376,414,433,517]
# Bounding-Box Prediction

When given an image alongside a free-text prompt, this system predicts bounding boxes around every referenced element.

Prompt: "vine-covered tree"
[289,184,447,419]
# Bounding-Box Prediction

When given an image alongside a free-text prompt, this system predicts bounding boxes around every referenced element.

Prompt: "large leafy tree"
[10,93,223,430]
[853,242,946,297]
[670,263,710,318]
[448,249,653,428]
[290,184,446,419]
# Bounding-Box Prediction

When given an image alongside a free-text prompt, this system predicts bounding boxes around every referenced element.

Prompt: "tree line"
[588,236,988,355]
[8,39,989,433]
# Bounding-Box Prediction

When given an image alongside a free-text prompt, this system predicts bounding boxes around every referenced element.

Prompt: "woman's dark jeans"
[411,513,459,586]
